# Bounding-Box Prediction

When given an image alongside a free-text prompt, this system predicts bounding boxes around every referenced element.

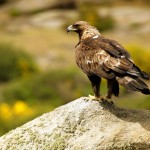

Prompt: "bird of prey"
[67,21,150,100]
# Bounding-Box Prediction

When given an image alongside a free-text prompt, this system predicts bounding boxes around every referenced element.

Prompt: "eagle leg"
[106,79,119,99]
[106,79,113,99]
[87,75,101,99]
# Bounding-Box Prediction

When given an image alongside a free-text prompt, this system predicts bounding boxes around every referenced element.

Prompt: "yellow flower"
[13,101,33,116]
[0,103,12,120]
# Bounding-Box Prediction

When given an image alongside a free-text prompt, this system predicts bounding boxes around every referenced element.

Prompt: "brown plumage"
[67,21,150,100]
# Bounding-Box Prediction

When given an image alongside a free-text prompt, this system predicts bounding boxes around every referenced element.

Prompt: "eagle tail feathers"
[116,76,150,95]
[132,65,149,80]
[141,88,150,95]
[141,71,149,80]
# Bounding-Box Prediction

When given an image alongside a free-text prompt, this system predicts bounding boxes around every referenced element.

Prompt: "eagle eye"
[73,24,80,28]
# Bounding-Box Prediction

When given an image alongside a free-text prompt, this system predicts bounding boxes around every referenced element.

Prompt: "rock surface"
[0,97,150,150]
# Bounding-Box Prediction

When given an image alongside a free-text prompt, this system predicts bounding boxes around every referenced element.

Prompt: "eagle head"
[67,21,100,40]
[67,21,89,33]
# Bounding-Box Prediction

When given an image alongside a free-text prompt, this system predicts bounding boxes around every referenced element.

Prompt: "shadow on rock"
[100,100,150,131]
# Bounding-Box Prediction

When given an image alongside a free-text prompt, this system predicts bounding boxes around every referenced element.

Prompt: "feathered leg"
[106,79,119,99]
[106,79,113,99]
[87,75,104,100]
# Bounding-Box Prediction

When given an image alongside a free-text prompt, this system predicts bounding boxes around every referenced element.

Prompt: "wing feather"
[75,36,147,80]
[94,50,133,75]
[99,36,131,59]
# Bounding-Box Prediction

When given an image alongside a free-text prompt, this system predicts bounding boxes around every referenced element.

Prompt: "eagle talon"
[88,94,95,100]
[88,94,105,102]
[100,96,106,101]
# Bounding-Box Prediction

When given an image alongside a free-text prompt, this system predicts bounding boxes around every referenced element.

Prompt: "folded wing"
[88,36,149,80]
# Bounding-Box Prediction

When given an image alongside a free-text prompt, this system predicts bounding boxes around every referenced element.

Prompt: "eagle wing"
[78,36,143,79]
[98,36,131,59]
[95,50,133,75]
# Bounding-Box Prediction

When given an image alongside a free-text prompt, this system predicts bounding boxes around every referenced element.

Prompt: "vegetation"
[78,4,115,31]
[0,43,38,82]
[1,69,89,104]
[9,8,22,17]
[126,45,150,75]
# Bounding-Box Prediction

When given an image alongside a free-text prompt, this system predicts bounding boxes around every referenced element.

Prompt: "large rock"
[0,97,150,150]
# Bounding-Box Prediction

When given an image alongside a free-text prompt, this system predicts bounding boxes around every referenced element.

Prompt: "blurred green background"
[0,0,150,136]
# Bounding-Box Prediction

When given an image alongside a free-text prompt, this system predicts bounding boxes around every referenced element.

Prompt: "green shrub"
[1,68,108,103]
[126,45,150,75]
[1,69,90,104]
[0,43,38,82]
[9,8,22,17]
[78,5,115,32]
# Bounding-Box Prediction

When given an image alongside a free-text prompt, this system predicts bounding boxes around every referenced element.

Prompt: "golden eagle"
[67,21,150,100]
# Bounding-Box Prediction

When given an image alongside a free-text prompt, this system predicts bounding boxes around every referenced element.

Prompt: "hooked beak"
[67,25,77,33]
